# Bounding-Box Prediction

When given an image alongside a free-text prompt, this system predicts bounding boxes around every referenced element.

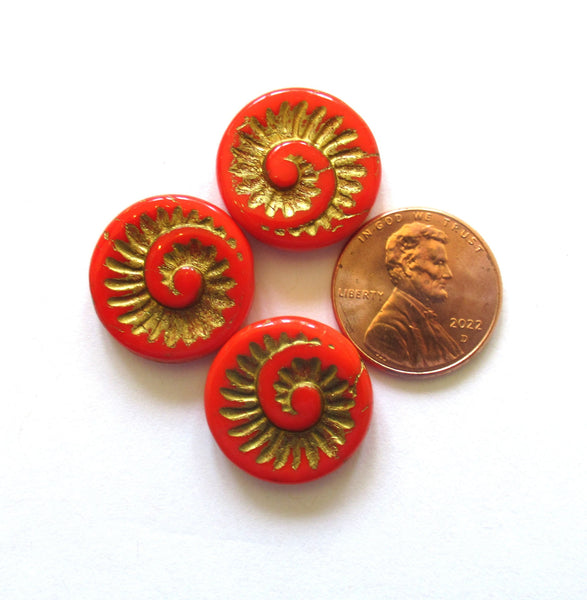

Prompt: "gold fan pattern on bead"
[229,101,372,237]
[103,205,236,348]
[219,332,359,470]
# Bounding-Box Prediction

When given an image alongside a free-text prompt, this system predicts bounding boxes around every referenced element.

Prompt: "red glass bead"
[89,195,254,362]
[205,316,373,483]
[217,88,381,250]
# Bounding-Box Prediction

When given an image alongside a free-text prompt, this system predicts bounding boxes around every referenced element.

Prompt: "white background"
[1,1,586,598]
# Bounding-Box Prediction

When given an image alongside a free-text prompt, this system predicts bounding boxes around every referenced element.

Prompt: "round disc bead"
[89,195,254,362]
[205,316,373,483]
[217,88,381,250]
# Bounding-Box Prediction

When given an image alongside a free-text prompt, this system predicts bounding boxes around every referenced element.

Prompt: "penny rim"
[331,208,502,378]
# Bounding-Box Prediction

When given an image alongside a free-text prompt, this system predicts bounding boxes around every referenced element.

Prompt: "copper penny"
[332,208,502,377]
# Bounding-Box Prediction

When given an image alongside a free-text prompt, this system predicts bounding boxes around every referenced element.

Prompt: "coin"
[332,208,502,377]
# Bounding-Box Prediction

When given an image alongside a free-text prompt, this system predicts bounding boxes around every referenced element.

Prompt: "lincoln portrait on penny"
[364,222,463,368]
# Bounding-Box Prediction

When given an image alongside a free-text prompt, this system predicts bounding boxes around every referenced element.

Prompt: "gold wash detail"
[219,332,357,470]
[229,101,372,236]
[104,205,236,347]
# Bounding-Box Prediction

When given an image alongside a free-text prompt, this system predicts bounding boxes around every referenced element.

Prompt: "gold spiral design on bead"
[219,332,358,470]
[103,205,236,348]
[229,100,372,237]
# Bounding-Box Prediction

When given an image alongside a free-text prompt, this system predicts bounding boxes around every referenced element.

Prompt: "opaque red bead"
[89,195,254,362]
[205,316,373,483]
[217,88,381,250]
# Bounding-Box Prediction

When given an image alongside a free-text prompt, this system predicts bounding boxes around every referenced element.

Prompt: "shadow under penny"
[367,313,504,398]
